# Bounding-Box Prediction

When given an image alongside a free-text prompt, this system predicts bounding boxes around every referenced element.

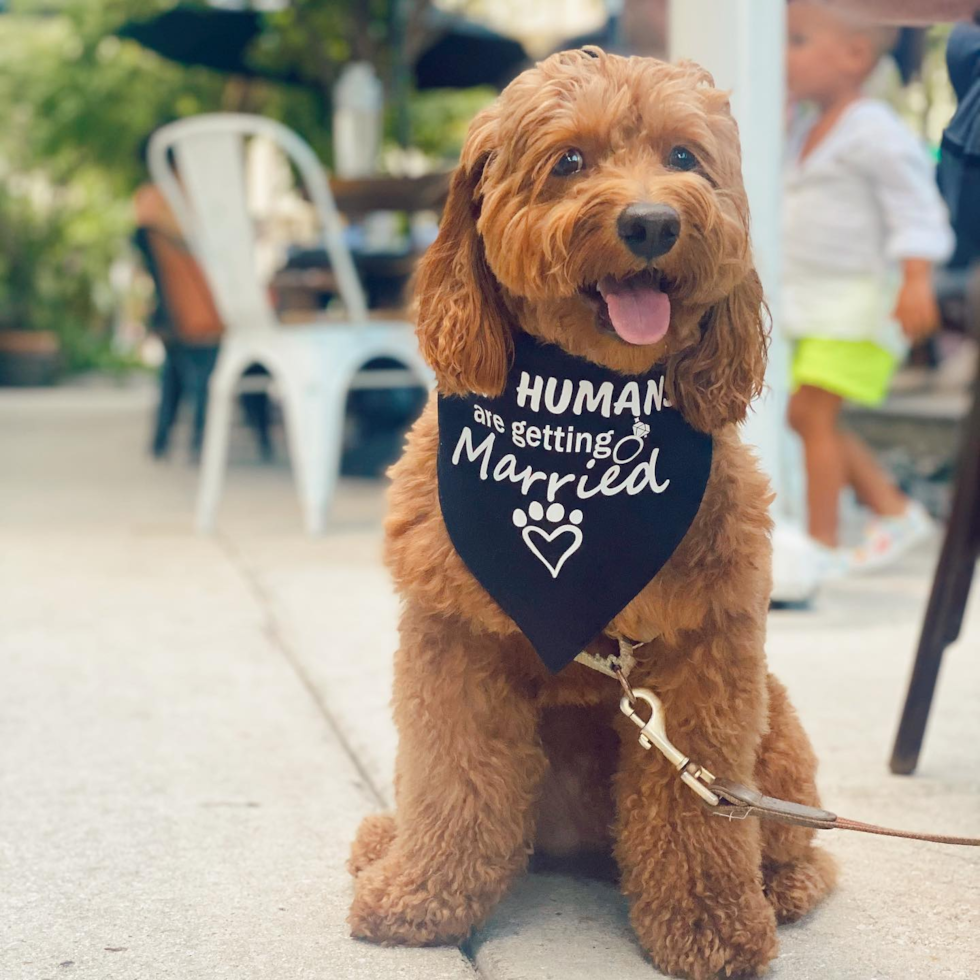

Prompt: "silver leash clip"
[620,688,721,807]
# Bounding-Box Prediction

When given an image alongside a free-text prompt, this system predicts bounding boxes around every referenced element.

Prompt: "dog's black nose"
[616,203,681,260]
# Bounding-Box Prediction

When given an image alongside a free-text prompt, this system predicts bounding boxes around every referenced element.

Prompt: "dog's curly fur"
[348,49,836,979]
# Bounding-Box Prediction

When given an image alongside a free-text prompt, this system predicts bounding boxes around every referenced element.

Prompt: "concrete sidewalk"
[1,387,978,980]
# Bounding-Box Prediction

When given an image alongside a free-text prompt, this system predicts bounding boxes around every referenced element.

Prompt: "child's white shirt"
[783,98,954,355]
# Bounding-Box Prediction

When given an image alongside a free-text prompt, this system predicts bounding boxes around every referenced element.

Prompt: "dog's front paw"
[634,893,778,980]
[348,813,396,877]
[348,854,476,946]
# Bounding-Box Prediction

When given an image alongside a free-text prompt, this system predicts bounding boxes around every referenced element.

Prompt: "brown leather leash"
[707,778,980,846]
[577,639,980,847]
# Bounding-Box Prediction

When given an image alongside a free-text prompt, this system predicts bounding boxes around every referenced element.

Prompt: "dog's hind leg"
[348,607,547,946]
[755,674,838,923]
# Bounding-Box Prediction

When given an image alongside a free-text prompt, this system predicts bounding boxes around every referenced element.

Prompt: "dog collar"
[436,331,713,672]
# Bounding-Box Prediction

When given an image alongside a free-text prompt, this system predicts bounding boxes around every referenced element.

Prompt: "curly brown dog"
[348,48,836,980]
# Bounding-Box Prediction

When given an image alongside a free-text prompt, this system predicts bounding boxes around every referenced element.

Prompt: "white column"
[670,0,819,600]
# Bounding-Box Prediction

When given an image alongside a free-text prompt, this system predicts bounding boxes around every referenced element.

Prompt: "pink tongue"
[599,277,671,345]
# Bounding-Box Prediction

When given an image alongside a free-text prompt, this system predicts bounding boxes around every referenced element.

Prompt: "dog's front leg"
[349,609,546,946]
[614,640,777,980]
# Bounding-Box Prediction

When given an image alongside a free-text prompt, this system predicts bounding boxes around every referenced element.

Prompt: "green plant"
[0,181,126,371]
[406,87,495,160]
[2,1,228,195]
[0,1,229,373]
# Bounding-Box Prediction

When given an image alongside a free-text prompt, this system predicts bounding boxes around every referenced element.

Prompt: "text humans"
[515,372,671,417]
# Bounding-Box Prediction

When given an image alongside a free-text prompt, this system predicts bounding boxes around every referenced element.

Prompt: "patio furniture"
[890,264,980,774]
[329,172,450,215]
[148,113,432,533]
[271,172,450,316]
[133,226,272,461]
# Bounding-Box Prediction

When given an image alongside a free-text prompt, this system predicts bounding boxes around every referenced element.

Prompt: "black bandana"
[437,332,713,672]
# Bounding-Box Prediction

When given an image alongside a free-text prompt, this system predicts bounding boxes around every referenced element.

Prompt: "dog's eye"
[552,149,585,177]
[667,146,698,172]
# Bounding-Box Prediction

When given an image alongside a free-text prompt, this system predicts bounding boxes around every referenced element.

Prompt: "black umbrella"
[414,17,529,91]
[118,5,529,93]
[116,5,304,86]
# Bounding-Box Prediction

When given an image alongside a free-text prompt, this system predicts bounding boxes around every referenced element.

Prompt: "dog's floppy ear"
[414,117,512,396]
[666,268,769,433]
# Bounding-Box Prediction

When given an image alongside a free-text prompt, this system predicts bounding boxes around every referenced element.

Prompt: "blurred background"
[1,3,978,978]
[0,0,969,511]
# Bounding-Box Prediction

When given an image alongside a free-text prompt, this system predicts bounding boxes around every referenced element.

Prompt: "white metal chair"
[148,113,433,534]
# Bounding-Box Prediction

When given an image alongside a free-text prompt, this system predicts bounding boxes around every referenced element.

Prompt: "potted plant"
[0,185,64,385]
[0,181,122,385]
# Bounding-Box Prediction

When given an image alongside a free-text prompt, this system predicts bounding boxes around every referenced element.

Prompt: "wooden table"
[329,171,450,218]
[272,171,451,316]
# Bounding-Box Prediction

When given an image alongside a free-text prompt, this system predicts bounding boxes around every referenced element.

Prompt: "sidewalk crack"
[215,533,485,980]
[215,533,387,809]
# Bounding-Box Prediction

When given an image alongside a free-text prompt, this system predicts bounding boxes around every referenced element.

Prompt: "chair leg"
[194,355,239,533]
[889,537,977,775]
[890,300,980,773]
[282,381,345,535]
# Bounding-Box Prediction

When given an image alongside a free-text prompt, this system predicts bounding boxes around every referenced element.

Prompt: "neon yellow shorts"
[790,338,898,407]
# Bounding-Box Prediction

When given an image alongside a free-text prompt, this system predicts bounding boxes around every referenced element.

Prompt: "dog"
[348,48,836,980]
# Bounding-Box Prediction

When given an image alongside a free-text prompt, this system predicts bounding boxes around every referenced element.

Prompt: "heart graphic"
[521,525,583,579]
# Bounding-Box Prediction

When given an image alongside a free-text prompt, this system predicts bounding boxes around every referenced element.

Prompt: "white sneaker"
[811,541,854,581]
[850,500,935,574]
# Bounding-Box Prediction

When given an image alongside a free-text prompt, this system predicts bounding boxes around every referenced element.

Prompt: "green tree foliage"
[0,0,490,370]
[254,0,433,97]
[0,2,228,367]
[2,1,227,194]
[0,178,129,370]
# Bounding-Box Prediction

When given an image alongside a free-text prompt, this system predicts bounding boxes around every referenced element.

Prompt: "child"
[784,1,955,573]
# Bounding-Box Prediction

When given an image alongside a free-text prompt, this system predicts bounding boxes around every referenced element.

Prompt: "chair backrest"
[148,114,368,336]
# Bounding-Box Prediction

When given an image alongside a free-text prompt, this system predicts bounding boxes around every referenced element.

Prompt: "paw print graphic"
[512,501,584,579]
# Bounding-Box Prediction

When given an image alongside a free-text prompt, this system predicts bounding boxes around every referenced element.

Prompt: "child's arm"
[893,258,941,342]
[857,108,954,341]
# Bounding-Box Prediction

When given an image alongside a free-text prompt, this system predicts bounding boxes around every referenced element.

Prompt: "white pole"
[669,0,819,601]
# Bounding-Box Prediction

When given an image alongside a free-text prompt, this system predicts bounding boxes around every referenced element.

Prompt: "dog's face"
[415,48,768,433]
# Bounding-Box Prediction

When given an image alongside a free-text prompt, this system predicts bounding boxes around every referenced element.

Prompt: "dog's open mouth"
[580,270,671,346]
